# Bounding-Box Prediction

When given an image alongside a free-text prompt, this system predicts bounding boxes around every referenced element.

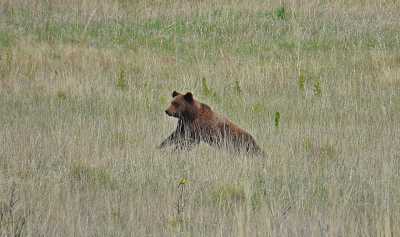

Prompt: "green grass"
[0,0,400,236]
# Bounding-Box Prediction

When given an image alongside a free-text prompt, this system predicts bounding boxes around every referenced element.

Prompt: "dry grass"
[0,0,399,236]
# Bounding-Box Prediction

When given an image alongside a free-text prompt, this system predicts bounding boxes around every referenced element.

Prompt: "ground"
[0,0,399,236]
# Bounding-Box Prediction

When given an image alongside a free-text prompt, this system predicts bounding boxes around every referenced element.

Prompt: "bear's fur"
[159,91,264,156]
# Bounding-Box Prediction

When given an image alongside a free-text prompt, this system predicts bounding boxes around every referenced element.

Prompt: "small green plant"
[250,175,271,210]
[202,77,212,97]
[167,216,185,232]
[313,79,322,96]
[251,102,264,113]
[116,68,127,90]
[274,111,281,128]
[201,77,219,101]
[303,138,313,153]
[211,184,246,209]
[70,162,114,188]
[298,72,306,92]
[234,80,242,95]
[56,90,67,100]
[275,6,286,20]
[159,95,167,105]
[0,31,15,48]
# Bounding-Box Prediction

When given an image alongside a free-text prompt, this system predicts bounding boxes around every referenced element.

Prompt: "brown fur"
[159,91,264,156]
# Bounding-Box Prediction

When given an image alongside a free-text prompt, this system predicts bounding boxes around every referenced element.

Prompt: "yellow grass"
[0,0,399,236]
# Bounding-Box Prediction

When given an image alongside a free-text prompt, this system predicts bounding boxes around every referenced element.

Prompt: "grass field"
[0,0,399,236]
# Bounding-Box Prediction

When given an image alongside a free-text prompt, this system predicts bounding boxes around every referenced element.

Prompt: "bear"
[159,91,264,156]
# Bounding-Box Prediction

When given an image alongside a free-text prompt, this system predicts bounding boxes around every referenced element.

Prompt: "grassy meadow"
[0,0,400,236]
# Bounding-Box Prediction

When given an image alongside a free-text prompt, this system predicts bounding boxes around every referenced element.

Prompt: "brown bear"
[159,91,264,156]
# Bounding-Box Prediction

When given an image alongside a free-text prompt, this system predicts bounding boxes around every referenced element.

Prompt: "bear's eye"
[171,101,179,107]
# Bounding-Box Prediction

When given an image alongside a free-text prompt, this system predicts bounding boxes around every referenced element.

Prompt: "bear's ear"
[184,92,193,103]
[172,91,181,97]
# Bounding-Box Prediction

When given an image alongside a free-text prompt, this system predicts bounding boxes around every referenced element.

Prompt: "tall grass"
[0,0,399,236]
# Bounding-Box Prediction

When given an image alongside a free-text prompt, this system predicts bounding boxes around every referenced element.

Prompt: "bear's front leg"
[158,131,182,149]
[159,120,184,149]
[159,132,198,150]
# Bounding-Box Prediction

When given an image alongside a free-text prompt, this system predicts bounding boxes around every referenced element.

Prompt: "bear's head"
[165,91,197,120]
